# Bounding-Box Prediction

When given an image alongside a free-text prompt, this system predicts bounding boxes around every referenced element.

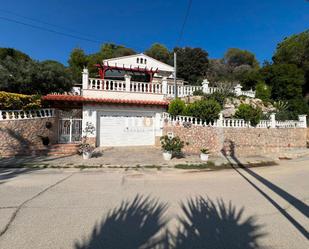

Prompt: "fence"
[162,113,307,129]
[0,109,55,121]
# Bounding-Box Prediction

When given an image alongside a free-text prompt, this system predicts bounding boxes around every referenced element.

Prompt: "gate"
[59,118,82,143]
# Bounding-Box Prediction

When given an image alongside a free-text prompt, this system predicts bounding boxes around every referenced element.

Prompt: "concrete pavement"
[0,160,308,248]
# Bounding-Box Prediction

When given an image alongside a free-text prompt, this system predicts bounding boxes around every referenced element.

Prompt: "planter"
[163,151,172,161]
[200,153,209,161]
[83,151,92,160]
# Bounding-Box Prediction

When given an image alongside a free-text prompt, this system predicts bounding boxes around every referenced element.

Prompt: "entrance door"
[99,112,155,146]
[59,118,82,143]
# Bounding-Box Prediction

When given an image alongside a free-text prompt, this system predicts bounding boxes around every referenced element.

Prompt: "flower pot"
[200,153,209,161]
[83,151,92,159]
[163,151,172,161]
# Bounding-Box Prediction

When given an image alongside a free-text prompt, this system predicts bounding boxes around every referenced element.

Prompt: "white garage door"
[99,112,155,146]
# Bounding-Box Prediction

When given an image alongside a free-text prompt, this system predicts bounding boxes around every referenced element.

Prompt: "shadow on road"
[0,168,40,182]
[75,195,265,249]
[222,140,309,240]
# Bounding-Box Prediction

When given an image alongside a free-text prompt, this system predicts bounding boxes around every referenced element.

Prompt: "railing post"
[82,68,89,91]
[270,113,276,128]
[234,84,242,96]
[217,112,223,127]
[298,115,307,128]
[124,74,131,92]
[162,76,168,96]
[202,79,209,94]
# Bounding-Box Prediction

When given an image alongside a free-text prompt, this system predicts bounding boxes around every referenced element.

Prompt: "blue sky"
[0,0,308,65]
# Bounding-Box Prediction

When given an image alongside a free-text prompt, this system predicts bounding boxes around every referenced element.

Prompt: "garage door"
[99,112,155,146]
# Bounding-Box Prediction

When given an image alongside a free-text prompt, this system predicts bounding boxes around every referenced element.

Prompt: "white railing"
[240,90,255,98]
[163,112,306,128]
[0,109,55,121]
[166,85,203,97]
[88,78,126,91]
[130,81,162,94]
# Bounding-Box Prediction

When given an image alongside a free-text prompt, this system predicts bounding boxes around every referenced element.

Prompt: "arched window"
[136,58,139,63]
[144,59,147,64]
[140,58,143,63]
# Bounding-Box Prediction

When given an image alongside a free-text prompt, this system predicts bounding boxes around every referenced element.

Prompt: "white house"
[44,53,256,147]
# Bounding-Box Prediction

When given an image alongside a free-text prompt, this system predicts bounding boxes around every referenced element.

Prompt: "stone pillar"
[162,76,168,96]
[82,68,89,91]
[202,79,209,94]
[298,115,307,128]
[124,74,131,92]
[217,112,223,127]
[234,84,242,96]
[270,113,276,128]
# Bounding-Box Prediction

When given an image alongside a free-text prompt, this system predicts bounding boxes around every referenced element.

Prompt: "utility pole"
[174,51,177,98]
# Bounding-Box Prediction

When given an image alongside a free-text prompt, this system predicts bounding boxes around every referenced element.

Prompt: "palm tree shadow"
[75,194,168,249]
[171,197,266,249]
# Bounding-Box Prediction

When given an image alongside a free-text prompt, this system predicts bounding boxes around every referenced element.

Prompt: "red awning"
[42,94,169,107]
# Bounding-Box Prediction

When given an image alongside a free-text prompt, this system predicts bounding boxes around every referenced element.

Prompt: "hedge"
[0,91,41,110]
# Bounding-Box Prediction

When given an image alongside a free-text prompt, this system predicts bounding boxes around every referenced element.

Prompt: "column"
[270,113,276,128]
[234,84,242,96]
[82,68,89,91]
[298,115,307,128]
[162,76,168,96]
[202,79,210,94]
[124,74,131,92]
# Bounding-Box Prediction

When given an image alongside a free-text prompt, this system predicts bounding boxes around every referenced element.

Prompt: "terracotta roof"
[42,94,169,107]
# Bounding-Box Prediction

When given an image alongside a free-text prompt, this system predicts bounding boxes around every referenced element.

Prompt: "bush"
[185,99,221,123]
[234,103,262,126]
[168,98,186,116]
[193,89,204,96]
[0,91,41,110]
[160,135,184,154]
[255,82,271,102]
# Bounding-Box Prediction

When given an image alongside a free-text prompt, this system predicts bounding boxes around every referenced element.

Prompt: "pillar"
[82,68,89,91]
[298,115,307,128]
[270,113,276,128]
[124,74,131,92]
[162,76,168,96]
[234,84,242,96]
[202,79,210,94]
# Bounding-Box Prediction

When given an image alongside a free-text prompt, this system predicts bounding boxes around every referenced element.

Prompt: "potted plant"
[79,122,96,159]
[160,135,184,161]
[78,143,94,159]
[200,148,210,161]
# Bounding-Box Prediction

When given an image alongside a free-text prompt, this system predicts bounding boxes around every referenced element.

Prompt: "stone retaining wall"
[163,125,307,156]
[0,117,58,157]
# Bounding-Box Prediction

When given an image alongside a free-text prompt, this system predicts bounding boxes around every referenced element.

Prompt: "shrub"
[160,135,184,154]
[168,98,186,116]
[234,103,262,126]
[255,82,271,102]
[185,99,222,123]
[0,91,41,110]
[193,89,204,96]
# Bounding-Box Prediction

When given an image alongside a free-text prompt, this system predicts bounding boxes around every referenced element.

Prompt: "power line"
[177,0,193,46]
[0,15,102,44]
[0,8,100,41]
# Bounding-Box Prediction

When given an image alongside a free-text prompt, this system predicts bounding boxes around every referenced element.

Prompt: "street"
[0,160,308,249]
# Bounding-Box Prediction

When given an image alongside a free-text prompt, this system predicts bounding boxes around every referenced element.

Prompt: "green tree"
[174,47,209,85]
[185,99,221,123]
[234,104,262,127]
[68,48,88,83]
[168,98,186,116]
[255,82,271,102]
[260,64,305,100]
[145,43,171,64]
[272,30,309,94]
[224,48,259,69]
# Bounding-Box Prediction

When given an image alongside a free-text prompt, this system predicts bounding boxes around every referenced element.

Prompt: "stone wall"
[0,117,58,157]
[163,124,307,156]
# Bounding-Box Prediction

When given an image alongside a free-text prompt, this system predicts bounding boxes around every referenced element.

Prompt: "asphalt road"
[0,160,308,249]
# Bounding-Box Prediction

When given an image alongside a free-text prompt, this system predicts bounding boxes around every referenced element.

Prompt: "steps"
[46,144,79,156]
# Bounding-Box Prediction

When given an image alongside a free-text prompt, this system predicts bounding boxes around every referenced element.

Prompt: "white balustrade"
[0,109,55,121]
[162,112,306,129]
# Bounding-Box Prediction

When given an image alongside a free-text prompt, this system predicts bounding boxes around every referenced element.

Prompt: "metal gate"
[58,118,82,143]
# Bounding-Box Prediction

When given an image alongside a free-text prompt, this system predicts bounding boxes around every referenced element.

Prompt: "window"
[144,59,147,64]
[140,58,143,63]
[136,58,139,63]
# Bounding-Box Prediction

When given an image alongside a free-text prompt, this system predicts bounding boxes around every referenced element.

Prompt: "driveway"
[0,159,308,249]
